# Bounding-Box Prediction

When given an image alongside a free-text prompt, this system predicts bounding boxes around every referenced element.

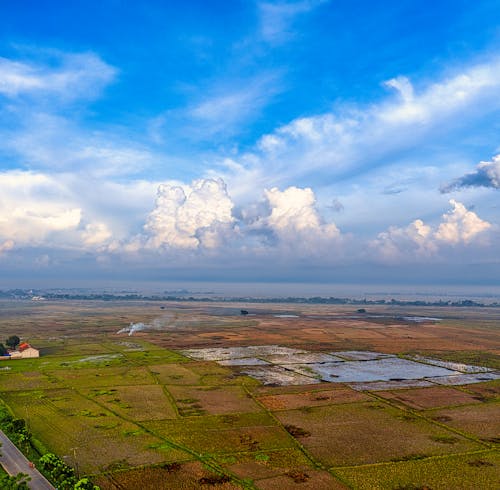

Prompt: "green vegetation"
[6,335,20,350]
[0,472,31,490]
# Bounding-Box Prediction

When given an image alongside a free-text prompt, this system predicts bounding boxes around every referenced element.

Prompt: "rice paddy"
[0,299,498,488]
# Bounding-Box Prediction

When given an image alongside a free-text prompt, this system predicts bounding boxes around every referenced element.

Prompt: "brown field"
[0,299,499,489]
[376,385,485,410]
[257,386,370,410]
[275,402,483,466]
[428,403,500,443]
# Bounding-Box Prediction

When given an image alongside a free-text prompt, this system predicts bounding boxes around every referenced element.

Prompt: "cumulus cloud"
[250,186,340,254]
[144,178,235,250]
[372,200,491,260]
[441,154,500,192]
[434,199,491,244]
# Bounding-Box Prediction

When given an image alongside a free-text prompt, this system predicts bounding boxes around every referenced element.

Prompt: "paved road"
[0,430,55,490]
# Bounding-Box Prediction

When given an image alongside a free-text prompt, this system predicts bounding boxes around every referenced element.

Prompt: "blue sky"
[1,0,500,288]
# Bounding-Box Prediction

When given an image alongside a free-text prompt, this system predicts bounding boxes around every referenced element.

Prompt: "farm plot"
[376,385,485,409]
[0,370,62,391]
[95,461,240,490]
[274,402,483,467]
[2,389,180,473]
[257,386,370,411]
[336,450,500,490]
[428,402,500,443]
[255,469,349,490]
[167,384,263,415]
[48,365,154,388]
[143,412,291,455]
[149,363,202,385]
[85,384,177,421]
[462,379,500,401]
[220,447,312,481]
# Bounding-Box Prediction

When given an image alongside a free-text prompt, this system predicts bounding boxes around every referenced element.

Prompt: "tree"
[5,336,20,350]
[0,472,31,489]
[0,343,7,355]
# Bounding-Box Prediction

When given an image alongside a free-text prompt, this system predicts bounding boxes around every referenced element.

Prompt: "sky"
[1,0,500,290]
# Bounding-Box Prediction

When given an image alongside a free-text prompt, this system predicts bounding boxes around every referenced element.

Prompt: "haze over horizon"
[1,1,500,287]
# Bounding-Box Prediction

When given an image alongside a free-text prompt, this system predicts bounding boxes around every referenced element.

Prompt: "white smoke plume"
[116,315,177,336]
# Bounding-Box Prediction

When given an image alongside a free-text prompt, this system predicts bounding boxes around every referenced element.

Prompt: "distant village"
[0,335,39,359]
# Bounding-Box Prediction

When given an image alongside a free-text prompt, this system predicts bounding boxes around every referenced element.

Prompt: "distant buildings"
[1,343,40,360]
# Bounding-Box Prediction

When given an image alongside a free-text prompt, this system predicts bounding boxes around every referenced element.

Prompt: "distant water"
[119,281,500,302]
[7,280,500,303]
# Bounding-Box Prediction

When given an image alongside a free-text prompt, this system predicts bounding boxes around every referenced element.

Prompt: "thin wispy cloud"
[0,51,116,101]
[258,0,328,45]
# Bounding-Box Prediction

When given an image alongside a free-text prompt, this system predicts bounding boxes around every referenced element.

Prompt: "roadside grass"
[335,450,500,490]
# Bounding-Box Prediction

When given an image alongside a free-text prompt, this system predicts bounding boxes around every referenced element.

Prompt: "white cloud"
[6,113,154,177]
[0,51,116,100]
[252,186,340,254]
[82,223,113,247]
[217,57,500,195]
[258,0,328,45]
[0,171,82,245]
[175,72,283,139]
[372,200,491,261]
[144,178,235,250]
[435,199,491,244]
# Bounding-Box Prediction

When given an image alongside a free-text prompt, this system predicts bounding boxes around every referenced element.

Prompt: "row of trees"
[38,453,98,490]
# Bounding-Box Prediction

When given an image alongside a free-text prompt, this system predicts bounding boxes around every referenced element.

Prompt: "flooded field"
[182,346,499,388]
